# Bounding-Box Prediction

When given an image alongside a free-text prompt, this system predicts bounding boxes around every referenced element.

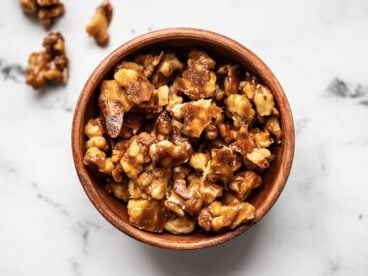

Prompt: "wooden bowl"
[72,28,295,250]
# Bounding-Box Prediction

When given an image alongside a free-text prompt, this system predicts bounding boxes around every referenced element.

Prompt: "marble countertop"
[1,0,367,275]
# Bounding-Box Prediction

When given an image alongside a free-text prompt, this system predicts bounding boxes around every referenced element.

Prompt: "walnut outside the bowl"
[86,0,113,46]
[25,32,69,89]
[20,0,65,29]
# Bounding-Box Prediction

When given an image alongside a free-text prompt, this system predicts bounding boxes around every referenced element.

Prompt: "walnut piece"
[26,32,68,89]
[127,199,166,233]
[176,50,217,100]
[164,216,196,234]
[114,62,154,105]
[21,0,65,29]
[229,171,262,201]
[170,99,222,138]
[198,201,256,231]
[86,0,113,46]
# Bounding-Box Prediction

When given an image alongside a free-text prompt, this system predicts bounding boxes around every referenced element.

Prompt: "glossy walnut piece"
[71,28,295,250]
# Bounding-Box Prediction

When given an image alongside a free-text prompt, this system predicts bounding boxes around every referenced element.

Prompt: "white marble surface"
[1,0,367,275]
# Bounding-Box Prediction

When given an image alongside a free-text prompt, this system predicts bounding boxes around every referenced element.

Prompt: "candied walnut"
[155,111,171,137]
[119,113,142,139]
[84,147,114,174]
[21,0,65,29]
[85,136,108,151]
[84,117,109,153]
[244,148,273,170]
[173,177,204,215]
[224,94,255,126]
[26,32,68,89]
[164,192,185,217]
[185,174,223,205]
[198,201,255,231]
[265,116,282,143]
[230,127,256,157]
[114,62,154,105]
[156,52,184,78]
[205,147,236,184]
[176,50,217,100]
[239,72,258,99]
[231,202,256,229]
[253,84,276,116]
[105,180,129,201]
[84,117,105,138]
[164,216,196,234]
[218,64,240,95]
[189,152,209,171]
[149,140,192,168]
[127,199,167,233]
[86,0,113,46]
[198,201,238,231]
[172,166,190,180]
[252,129,273,148]
[171,99,222,138]
[151,52,184,87]
[99,80,125,138]
[134,51,163,78]
[229,171,262,200]
[165,175,204,216]
[141,166,171,200]
[218,123,238,144]
[223,192,242,205]
[120,132,155,178]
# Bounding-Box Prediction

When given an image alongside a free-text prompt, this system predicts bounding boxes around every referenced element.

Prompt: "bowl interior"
[73,29,294,250]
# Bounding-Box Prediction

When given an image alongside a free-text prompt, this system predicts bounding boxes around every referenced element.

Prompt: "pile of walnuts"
[83,49,283,234]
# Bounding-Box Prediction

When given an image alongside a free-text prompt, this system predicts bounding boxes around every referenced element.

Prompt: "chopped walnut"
[99,80,125,138]
[189,152,209,171]
[149,139,192,168]
[206,147,236,184]
[239,72,258,99]
[252,129,273,148]
[198,201,256,231]
[244,148,273,170]
[120,132,155,178]
[218,64,240,95]
[105,180,129,201]
[21,0,65,29]
[86,0,113,46]
[253,84,276,117]
[176,50,217,100]
[134,51,163,78]
[127,199,167,233]
[231,202,256,229]
[114,62,154,105]
[229,171,262,200]
[265,116,282,143]
[170,99,222,138]
[83,49,283,234]
[224,94,255,126]
[26,32,68,89]
[164,216,196,234]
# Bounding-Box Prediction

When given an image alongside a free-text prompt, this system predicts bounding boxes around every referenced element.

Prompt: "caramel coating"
[21,0,64,29]
[86,0,113,46]
[83,49,283,234]
[26,32,68,89]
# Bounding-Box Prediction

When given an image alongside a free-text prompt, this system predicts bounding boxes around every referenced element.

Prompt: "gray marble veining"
[0,0,367,275]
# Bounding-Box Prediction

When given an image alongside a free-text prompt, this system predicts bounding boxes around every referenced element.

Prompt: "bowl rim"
[72,27,295,250]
